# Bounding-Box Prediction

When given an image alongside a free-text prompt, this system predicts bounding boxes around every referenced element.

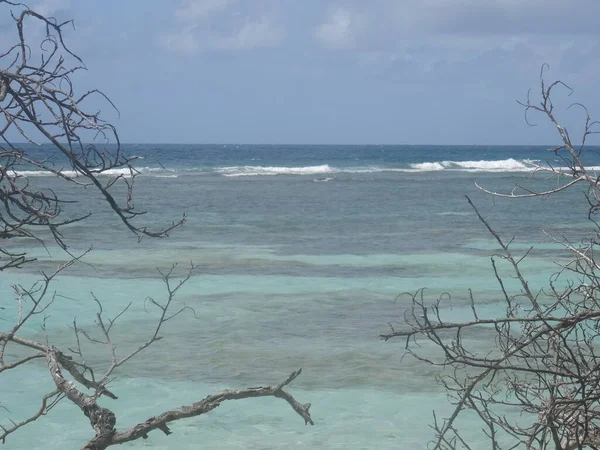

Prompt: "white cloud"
[32,0,70,17]
[174,0,234,23]
[215,18,281,50]
[314,9,357,49]
[161,0,283,54]
[306,0,600,83]
[161,25,200,54]
[385,0,599,36]
[160,21,282,54]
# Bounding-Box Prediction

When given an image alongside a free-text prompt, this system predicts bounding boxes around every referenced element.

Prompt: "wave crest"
[11,159,549,178]
[14,167,175,178]
[218,159,539,176]
[217,164,334,177]
[409,158,535,172]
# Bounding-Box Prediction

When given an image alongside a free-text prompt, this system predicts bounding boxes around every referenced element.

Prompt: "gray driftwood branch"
[1,261,313,448]
[45,347,311,450]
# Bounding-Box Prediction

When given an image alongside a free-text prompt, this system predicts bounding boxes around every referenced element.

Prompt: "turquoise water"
[0,145,593,448]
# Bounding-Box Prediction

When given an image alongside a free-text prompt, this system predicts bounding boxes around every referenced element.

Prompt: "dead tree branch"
[2,260,313,448]
[0,2,312,448]
[384,68,600,450]
[0,1,185,271]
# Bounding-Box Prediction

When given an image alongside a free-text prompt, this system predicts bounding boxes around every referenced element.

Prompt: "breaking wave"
[12,159,570,178]
[409,159,535,172]
[14,167,176,178]
[216,159,539,176]
[216,165,335,177]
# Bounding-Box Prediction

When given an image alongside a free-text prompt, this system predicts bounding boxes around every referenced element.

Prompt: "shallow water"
[0,144,595,448]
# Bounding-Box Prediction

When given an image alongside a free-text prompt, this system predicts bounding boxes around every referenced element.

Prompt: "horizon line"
[12,142,582,147]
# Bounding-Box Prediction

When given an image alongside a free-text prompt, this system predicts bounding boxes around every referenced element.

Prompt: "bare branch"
[384,67,600,449]
[83,369,312,450]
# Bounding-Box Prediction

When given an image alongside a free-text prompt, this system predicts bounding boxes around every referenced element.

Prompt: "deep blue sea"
[1,144,597,449]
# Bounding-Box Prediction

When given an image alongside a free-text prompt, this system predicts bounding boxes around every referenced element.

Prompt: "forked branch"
[385,68,600,450]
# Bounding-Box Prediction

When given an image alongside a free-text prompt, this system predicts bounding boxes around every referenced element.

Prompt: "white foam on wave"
[453,158,533,172]
[217,164,335,177]
[408,158,536,173]
[215,160,542,176]
[15,166,168,178]
[218,165,422,176]
[14,159,577,178]
[409,162,447,171]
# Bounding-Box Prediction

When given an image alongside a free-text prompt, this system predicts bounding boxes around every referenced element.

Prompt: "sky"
[2,0,600,145]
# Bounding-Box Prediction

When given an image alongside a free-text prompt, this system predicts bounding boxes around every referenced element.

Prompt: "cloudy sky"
[5,0,600,144]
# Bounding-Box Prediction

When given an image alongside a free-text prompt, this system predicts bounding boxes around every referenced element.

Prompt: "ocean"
[0,144,596,449]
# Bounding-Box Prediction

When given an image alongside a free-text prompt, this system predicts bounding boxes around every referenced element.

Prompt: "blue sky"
[5,0,600,144]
